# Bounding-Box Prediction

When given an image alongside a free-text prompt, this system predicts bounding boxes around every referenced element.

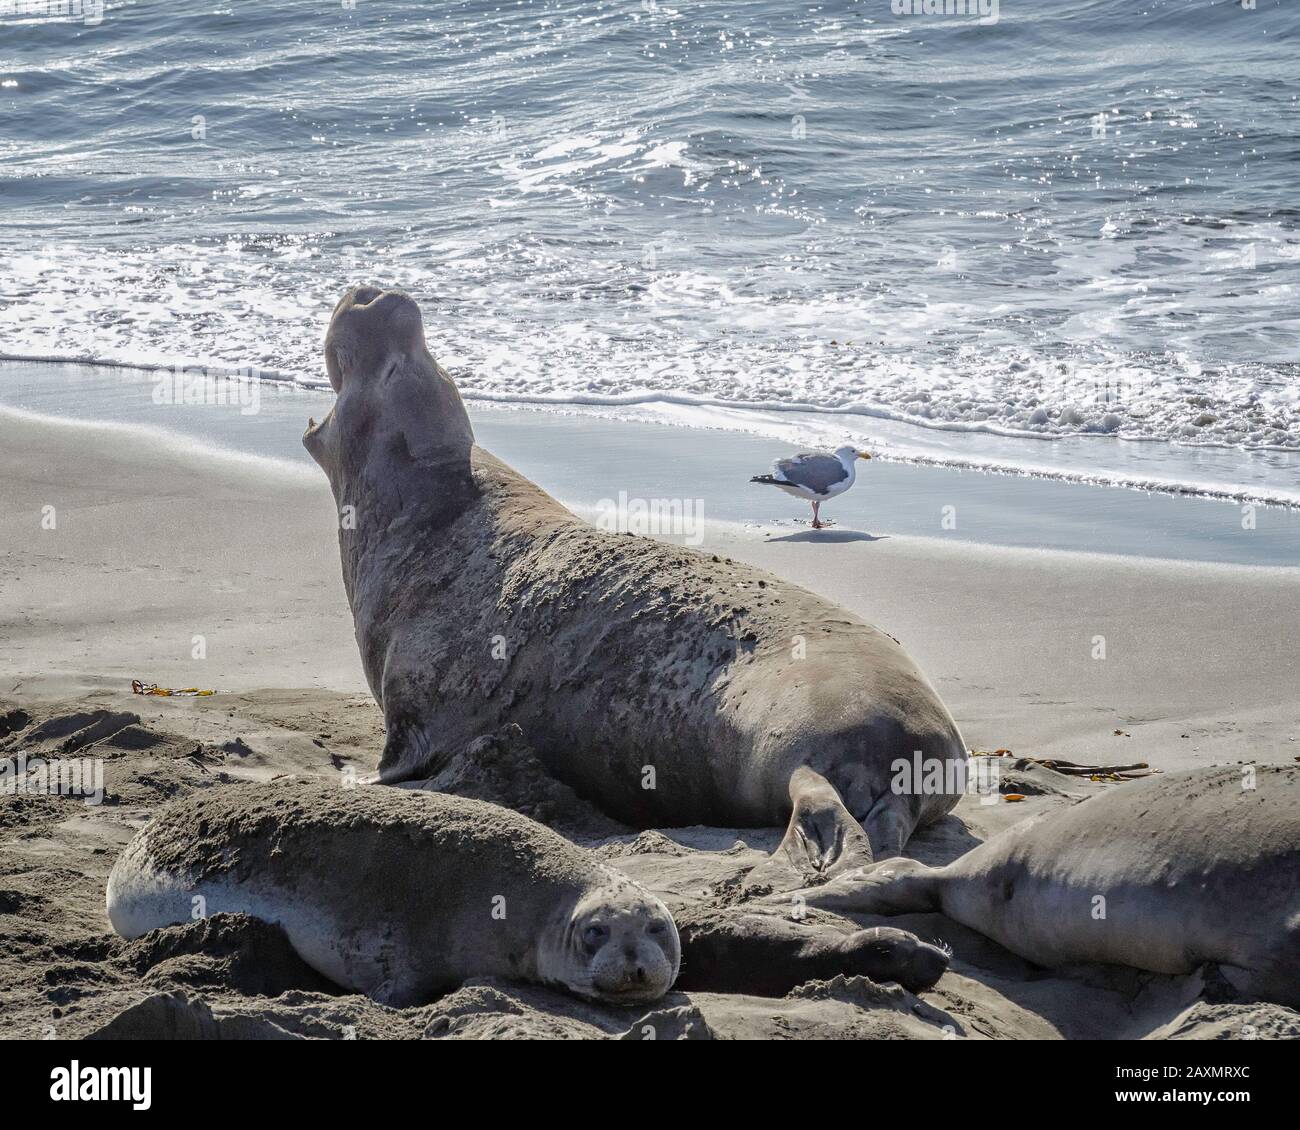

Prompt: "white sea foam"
[1,0,1297,509]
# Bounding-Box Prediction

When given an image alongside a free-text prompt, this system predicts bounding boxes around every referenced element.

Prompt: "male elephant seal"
[303,285,967,864]
[788,765,1300,1007]
[106,782,680,1007]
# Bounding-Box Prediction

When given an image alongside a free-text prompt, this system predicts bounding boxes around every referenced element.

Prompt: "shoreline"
[4,357,1300,513]
[3,405,1297,764]
[3,361,1300,569]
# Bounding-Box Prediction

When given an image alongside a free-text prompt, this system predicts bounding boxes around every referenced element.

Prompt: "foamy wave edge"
[3,352,1297,509]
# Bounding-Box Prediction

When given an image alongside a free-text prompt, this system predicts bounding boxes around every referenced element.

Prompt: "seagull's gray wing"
[772,453,849,494]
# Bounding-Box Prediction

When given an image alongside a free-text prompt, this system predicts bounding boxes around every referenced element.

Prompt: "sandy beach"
[3,399,1297,1040]
[8,0,1300,1094]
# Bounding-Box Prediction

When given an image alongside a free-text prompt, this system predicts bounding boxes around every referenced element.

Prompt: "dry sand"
[2,406,1297,1040]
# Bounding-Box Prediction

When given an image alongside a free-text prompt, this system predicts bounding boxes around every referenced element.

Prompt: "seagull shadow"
[766,530,888,544]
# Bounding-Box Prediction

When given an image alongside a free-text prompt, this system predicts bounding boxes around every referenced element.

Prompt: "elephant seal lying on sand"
[673,909,949,997]
[786,765,1300,1007]
[302,285,968,864]
[107,782,681,1007]
[106,782,949,1004]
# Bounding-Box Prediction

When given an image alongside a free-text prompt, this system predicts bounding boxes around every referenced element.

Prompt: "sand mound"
[118,912,339,998]
[2,693,1296,1041]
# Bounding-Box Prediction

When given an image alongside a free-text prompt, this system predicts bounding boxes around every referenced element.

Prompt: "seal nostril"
[635,966,647,983]
[350,285,384,307]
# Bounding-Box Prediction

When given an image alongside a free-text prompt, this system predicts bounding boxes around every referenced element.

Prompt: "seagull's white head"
[835,445,872,464]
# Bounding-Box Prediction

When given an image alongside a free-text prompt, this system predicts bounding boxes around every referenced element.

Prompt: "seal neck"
[307,351,479,527]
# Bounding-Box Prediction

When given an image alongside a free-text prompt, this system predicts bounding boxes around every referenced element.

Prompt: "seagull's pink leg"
[811,500,822,529]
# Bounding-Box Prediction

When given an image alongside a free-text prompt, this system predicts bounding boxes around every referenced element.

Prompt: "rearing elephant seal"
[106,782,681,1007]
[303,286,967,862]
[787,765,1300,1007]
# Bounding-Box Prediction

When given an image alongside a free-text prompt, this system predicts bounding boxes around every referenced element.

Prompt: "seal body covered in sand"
[303,286,967,859]
[796,765,1300,1007]
[106,782,680,1007]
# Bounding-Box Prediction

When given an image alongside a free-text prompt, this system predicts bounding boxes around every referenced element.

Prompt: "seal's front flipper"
[763,856,942,918]
[377,712,441,783]
[369,975,429,1010]
[747,767,874,892]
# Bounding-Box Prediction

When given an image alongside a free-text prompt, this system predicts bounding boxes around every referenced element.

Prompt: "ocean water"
[2,0,1299,502]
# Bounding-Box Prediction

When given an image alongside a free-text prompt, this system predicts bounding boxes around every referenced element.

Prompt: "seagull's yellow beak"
[857,450,872,461]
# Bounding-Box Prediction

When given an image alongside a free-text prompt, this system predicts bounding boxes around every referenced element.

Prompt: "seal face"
[856,927,951,994]
[105,782,680,1008]
[304,286,969,861]
[546,886,681,1006]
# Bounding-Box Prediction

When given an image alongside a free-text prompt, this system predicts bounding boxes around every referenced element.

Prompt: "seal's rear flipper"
[862,790,914,860]
[746,767,874,892]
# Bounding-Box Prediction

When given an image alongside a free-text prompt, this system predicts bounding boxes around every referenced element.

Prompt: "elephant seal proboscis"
[303,285,969,866]
[106,782,681,1007]
[784,765,1300,1007]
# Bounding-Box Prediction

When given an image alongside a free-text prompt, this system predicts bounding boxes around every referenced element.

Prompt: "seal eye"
[647,920,667,935]
[581,924,609,953]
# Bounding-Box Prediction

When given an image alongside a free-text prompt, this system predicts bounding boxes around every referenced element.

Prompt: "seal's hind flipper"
[862,790,914,860]
[746,767,874,892]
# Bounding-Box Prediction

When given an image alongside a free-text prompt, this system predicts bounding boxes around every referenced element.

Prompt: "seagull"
[750,445,871,528]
